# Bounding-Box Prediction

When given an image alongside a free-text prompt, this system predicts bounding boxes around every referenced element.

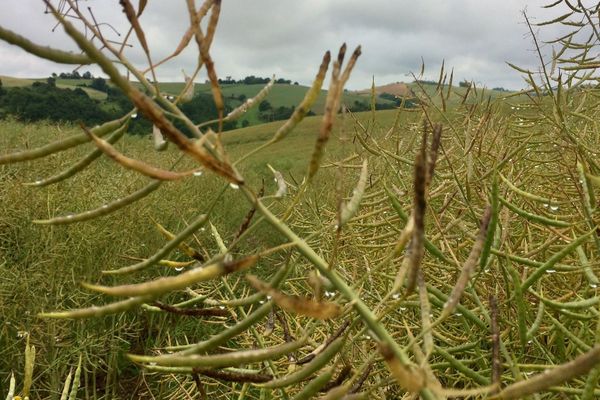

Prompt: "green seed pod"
[259,336,345,389]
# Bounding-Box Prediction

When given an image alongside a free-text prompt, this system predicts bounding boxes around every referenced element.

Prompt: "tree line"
[0,77,237,135]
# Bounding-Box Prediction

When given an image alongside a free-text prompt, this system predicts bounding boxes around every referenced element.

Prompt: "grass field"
[2,70,600,399]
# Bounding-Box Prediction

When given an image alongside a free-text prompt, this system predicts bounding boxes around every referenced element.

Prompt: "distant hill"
[355,82,416,98]
[0,76,396,127]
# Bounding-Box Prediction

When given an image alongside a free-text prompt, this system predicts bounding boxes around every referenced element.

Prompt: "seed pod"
[247,275,341,320]
[85,256,258,297]
[491,346,600,400]
[129,338,306,368]
[152,124,168,151]
[378,342,425,393]
[25,122,129,187]
[33,180,162,226]
[0,115,127,165]
[339,160,368,227]
[104,212,207,275]
[260,336,345,388]
[440,206,492,320]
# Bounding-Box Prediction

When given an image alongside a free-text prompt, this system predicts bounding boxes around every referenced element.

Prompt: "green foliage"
[0,82,109,124]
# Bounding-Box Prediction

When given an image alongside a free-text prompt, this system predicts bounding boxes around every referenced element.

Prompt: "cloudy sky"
[0,1,569,90]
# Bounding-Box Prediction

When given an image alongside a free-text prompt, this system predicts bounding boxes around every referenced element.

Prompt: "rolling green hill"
[0,75,513,128]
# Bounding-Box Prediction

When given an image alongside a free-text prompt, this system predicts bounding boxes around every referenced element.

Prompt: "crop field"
[2,1,600,400]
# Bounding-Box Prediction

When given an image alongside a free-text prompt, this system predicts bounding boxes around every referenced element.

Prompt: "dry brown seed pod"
[247,275,341,320]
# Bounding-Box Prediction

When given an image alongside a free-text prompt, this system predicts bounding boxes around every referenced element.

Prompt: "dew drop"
[549,205,559,212]
[229,183,240,190]
[34,180,42,185]
[149,362,157,366]
[193,170,203,177]
[175,267,184,272]
[590,283,598,289]
[219,306,225,310]
[131,113,138,119]
[392,293,400,300]
[543,203,549,208]
[546,269,556,274]
[259,300,265,304]
[455,312,462,316]
[266,295,272,300]
[102,204,109,209]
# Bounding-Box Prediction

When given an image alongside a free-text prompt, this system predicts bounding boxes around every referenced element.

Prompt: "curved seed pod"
[85,127,201,180]
[268,165,288,198]
[85,255,258,297]
[59,369,73,400]
[271,51,331,143]
[339,160,368,227]
[210,222,228,253]
[533,292,599,310]
[384,183,451,264]
[33,180,162,225]
[142,365,272,382]
[259,336,345,388]
[440,206,492,320]
[526,300,545,340]
[203,257,292,307]
[378,342,425,393]
[192,367,272,383]
[480,175,499,269]
[130,337,306,368]
[25,122,129,187]
[180,70,195,103]
[0,116,127,165]
[6,373,15,400]
[68,355,82,400]
[576,246,599,288]
[586,172,600,188]
[522,230,594,291]
[157,259,196,269]
[405,150,427,294]
[106,208,215,275]
[499,173,558,204]
[499,197,570,227]
[290,367,335,400]
[0,25,93,64]
[491,346,600,400]
[152,124,168,151]
[309,45,361,178]
[39,296,154,319]
[247,275,341,320]
[161,301,273,355]
[23,337,35,399]
[153,219,205,262]
[225,79,275,122]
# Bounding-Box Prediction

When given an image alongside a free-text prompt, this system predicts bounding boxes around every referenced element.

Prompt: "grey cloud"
[0,1,578,90]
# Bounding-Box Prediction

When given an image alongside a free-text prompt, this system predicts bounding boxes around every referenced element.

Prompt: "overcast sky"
[0,1,570,90]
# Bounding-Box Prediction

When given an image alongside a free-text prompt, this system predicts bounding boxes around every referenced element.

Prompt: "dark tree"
[258,100,272,112]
